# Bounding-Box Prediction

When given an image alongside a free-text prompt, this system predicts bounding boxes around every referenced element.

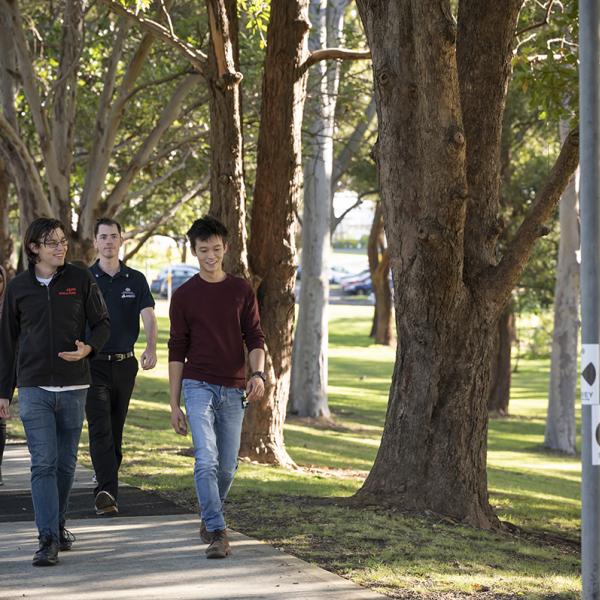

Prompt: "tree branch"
[52,0,85,227]
[0,110,53,218]
[301,47,371,71]
[515,0,557,37]
[206,0,243,86]
[482,127,579,308]
[4,0,63,215]
[80,0,178,238]
[97,0,207,74]
[125,148,192,204]
[331,188,378,233]
[101,73,202,218]
[331,96,376,193]
[123,176,208,262]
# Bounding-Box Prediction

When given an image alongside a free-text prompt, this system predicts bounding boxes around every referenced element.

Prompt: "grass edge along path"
[8,304,580,599]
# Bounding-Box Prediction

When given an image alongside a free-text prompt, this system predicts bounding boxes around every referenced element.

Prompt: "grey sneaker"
[94,490,118,515]
[205,529,231,559]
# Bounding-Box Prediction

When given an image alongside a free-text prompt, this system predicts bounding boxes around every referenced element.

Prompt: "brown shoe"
[205,529,230,559]
[199,521,213,544]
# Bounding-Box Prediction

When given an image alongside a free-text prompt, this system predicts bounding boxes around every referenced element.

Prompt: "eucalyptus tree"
[354,0,578,527]
[104,0,368,464]
[0,0,209,262]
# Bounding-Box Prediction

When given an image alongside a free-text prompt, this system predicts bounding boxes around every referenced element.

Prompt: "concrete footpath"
[0,444,385,600]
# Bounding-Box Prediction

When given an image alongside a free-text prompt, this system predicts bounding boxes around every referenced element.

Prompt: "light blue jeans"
[19,387,87,542]
[182,379,246,532]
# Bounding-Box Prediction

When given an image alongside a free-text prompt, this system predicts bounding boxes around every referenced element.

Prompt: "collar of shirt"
[91,260,130,280]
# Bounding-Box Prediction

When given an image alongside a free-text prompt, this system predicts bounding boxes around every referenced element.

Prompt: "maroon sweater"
[168,274,265,388]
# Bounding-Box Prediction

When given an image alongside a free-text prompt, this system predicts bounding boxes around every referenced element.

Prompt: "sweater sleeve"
[84,270,111,356]
[241,285,265,352]
[0,282,20,401]
[168,290,190,362]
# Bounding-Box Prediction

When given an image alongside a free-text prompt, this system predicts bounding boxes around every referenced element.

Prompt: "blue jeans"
[182,379,246,532]
[19,387,87,542]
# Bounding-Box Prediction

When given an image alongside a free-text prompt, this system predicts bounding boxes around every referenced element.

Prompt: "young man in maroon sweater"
[168,215,265,559]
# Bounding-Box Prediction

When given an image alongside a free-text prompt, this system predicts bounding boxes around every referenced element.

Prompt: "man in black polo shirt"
[87,218,157,515]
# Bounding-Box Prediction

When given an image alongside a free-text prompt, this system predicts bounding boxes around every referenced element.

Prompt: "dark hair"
[24,218,66,266]
[94,217,122,237]
[187,215,228,249]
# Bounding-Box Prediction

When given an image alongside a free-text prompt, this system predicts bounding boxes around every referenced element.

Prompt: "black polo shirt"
[90,260,155,354]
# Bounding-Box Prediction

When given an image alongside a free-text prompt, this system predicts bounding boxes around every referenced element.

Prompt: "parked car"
[297,264,351,284]
[339,268,370,286]
[151,264,199,296]
[341,270,372,295]
[328,265,350,284]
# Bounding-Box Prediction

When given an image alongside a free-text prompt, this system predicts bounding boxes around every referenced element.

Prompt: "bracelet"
[251,371,266,383]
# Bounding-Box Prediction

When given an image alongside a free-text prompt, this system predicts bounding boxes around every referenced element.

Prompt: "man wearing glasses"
[0,218,110,566]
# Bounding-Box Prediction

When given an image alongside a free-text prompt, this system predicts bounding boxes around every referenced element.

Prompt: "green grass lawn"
[7,304,581,598]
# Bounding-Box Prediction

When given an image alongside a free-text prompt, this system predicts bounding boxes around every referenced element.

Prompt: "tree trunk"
[353,0,526,529]
[487,307,515,416]
[367,202,393,345]
[0,156,14,274]
[545,122,580,455]
[241,0,310,465]
[206,0,248,278]
[290,0,347,419]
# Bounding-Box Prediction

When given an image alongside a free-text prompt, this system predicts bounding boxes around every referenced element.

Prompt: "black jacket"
[0,262,110,399]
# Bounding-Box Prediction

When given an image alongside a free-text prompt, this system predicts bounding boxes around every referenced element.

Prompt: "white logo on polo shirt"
[121,287,136,299]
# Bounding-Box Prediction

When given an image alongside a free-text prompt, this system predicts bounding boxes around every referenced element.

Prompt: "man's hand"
[170,406,188,436]
[245,375,265,403]
[58,340,92,362]
[140,347,157,370]
[0,398,10,420]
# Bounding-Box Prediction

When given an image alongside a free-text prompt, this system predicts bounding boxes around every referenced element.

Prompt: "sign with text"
[582,344,600,405]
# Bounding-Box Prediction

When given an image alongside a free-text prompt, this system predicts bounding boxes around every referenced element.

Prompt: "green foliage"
[332,235,369,249]
[238,0,270,48]
[513,0,578,125]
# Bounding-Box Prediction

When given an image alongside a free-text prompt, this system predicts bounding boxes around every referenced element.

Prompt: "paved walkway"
[0,444,385,600]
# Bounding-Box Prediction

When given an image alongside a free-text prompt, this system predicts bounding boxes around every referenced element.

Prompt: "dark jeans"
[86,357,138,499]
[19,387,87,541]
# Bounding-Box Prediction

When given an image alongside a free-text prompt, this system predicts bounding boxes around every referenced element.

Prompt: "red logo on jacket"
[58,287,77,296]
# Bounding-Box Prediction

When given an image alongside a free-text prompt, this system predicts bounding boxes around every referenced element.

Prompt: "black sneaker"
[59,521,76,551]
[32,535,59,567]
[94,490,118,516]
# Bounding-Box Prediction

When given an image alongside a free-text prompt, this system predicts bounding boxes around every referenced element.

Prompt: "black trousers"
[86,357,138,499]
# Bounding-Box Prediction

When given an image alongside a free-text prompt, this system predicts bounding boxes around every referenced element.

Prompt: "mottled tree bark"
[354,0,578,528]
[291,0,349,419]
[206,0,248,277]
[545,122,579,455]
[241,0,311,465]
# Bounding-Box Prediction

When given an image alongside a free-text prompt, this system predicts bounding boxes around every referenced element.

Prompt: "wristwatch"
[251,371,266,383]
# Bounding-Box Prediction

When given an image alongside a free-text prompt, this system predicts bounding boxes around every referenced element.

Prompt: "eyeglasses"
[42,239,69,249]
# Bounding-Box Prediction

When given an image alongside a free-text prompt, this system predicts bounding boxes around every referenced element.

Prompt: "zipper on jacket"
[46,283,55,386]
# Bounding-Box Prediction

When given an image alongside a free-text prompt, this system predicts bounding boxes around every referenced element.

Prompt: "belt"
[95,351,134,362]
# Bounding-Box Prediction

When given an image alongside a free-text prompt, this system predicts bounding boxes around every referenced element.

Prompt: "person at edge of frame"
[168,215,266,559]
[0,217,110,567]
[0,265,7,486]
[86,217,157,516]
